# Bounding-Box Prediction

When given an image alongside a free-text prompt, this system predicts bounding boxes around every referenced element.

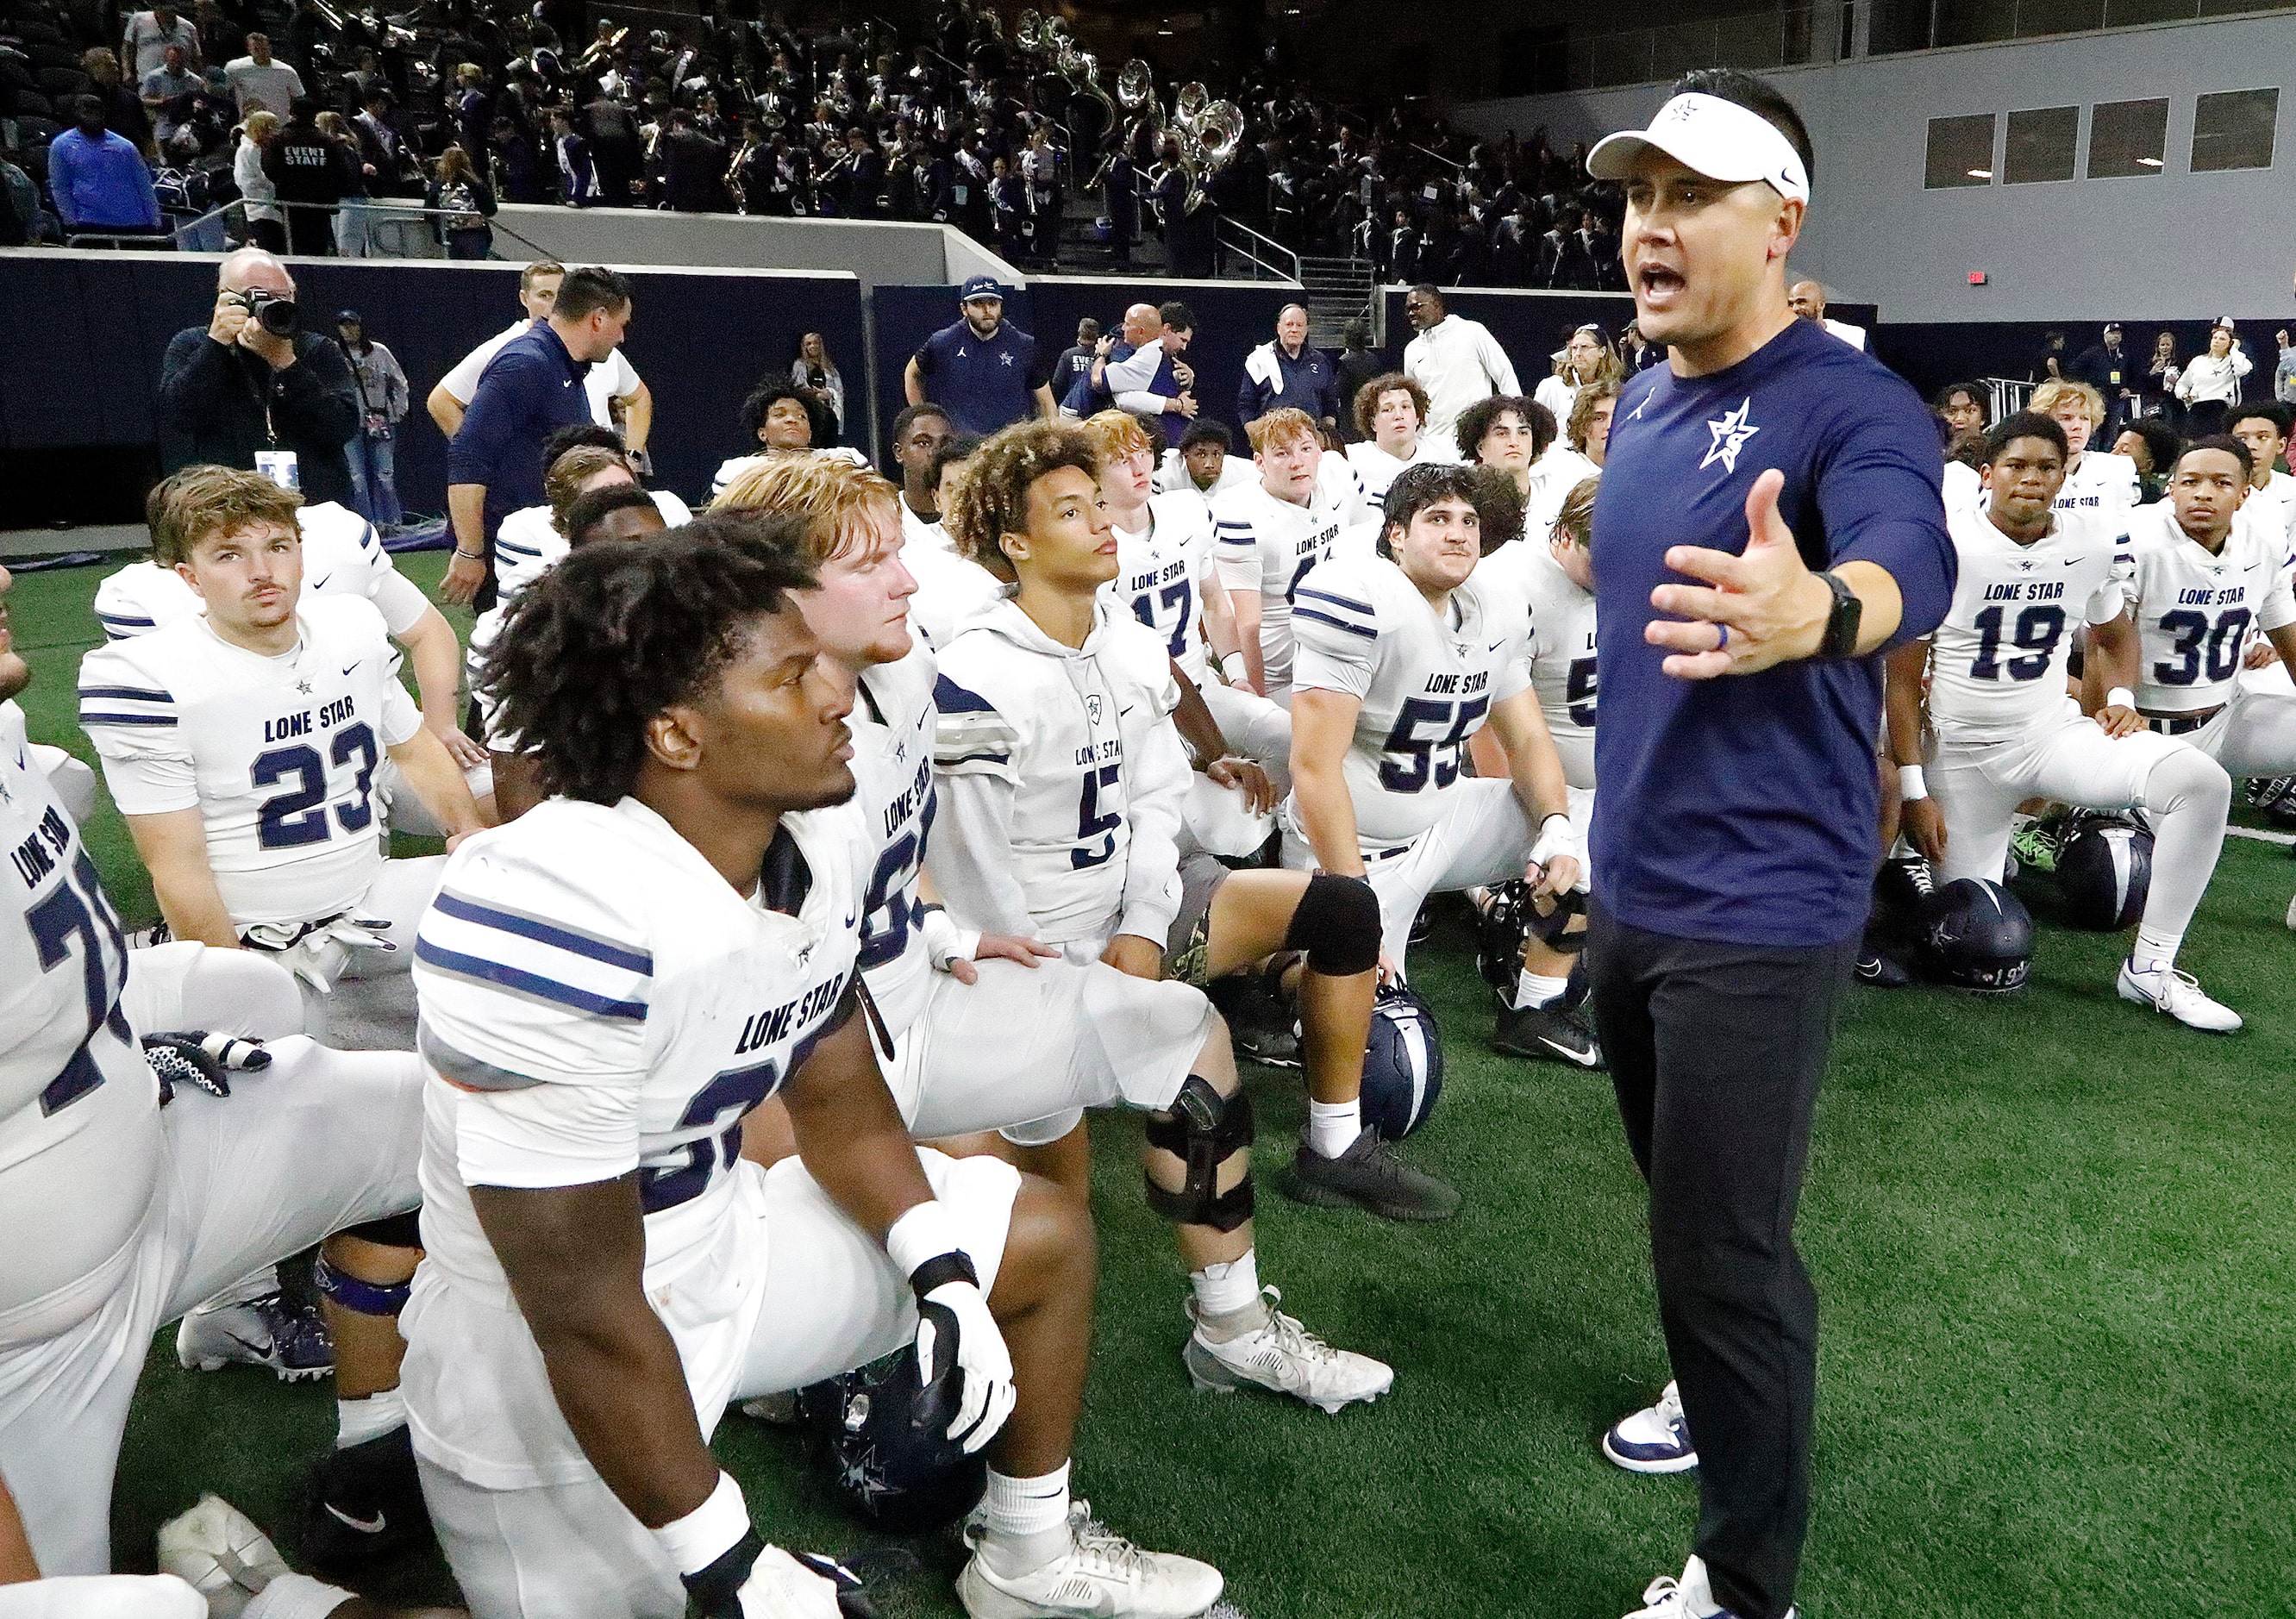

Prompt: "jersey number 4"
[252,722,378,850]
[1379,696,1487,794]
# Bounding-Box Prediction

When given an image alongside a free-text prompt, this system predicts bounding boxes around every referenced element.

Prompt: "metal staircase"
[1298,254,1378,345]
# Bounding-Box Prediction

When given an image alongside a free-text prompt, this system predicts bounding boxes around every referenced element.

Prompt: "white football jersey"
[1107,491,1217,684]
[710,447,869,502]
[2248,468,2296,550]
[1286,552,1535,850]
[1927,504,2126,741]
[412,792,873,1292]
[0,700,161,1344]
[1211,478,1352,694]
[2055,450,2140,525]
[441,318,641,426]
[78,597,422,931]
[92,503,426,641]
[1344,439,1454,513]
[1480,539,1598,789]
[852,637,940,1037]
[2123,501,2296,715]
[901,501,953,555]
[1942,459,1983,517]
[904,538,1006,650]
[468,489,693,703]
[931,599,1186,947]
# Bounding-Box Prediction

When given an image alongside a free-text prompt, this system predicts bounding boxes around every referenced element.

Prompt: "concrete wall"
[489,204,1023,292]
[1448,14,2296,323]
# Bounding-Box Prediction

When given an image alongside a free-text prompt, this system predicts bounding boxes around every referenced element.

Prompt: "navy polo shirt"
[447,321,596,540]
[1589,316,1955,947]
[911,316,1050,436]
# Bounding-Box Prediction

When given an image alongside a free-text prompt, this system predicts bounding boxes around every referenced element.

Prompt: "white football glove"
[732,1545,847,1618]
[911,1254,1016,1454]
[251,916,398,994]
[1528,814,1584,883]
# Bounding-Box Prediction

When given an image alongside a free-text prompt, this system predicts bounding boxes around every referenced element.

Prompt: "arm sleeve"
[446,351,530,486]
[1235,369,1265,425]
[380,347,410,421]
[1289,572,1382,697]
[378,669,423,746]
[910,330,941,378]
[1104,341,1163,393]
[275,336,362,450]
[1024,337,1051,391]
[1116,665,1188,943]
[1113,390,1170,416]
[1817,392,1958,647]
[923,774,1038,937]
[46,144,81,227]
[369,566,431,635]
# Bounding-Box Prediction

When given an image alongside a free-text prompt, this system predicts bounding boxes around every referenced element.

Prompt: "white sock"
[978,1461,1072,1577]
[1513,968,1570,1010]
[243,1573,361,1619]
[1304,1098,1361,1158]
[2130,928,2181,976]
[1190,1248,1261,1322]
[335,1387,406,1449]
[2134,749,2231,973]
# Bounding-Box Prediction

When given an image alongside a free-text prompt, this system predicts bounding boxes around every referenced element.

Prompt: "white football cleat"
[2117,959,2242,1033]
[1183,1286,1392,1414]
[1623,1554,1796,1619]
[157,1495,291,1619]
[2284,890,2296,931]
[175,1290,332,1381]
[1601,1378,1698,1473]
[958,1501,1223,1618]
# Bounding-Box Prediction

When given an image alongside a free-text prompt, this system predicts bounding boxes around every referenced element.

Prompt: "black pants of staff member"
[1586,903,1858,1619]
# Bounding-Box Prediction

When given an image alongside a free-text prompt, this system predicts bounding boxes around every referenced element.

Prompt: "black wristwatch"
[1814,570,1861,659]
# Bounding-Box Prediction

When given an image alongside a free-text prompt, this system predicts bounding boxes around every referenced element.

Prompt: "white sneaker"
[175,1290,333,1381]
[1623,1555,1796,1619]
[157,1494,291,1619]
[1183,1285,1392,1414]
[958,1501,1223,1618]
[1601,1379,1698,1473]
[2284,890,2296,931]
[2117,959,2243,1033]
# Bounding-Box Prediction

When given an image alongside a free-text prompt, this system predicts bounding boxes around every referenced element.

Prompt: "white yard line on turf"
[2227,825,2296,847]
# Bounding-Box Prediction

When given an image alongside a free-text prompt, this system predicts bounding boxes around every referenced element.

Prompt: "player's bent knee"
[2145,746,2233,815]
[1283,872,1381,977]
[1143,1076,1255,1232]
[316,1249,414,1316]
[999,1172,1097,1296]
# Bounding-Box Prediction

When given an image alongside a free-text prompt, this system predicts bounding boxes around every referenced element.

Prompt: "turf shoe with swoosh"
[1490,1002,1604,1068]
[957,1501,1223,1618]
[156,1494,292,1619]
[1622,1554,1794,1619]
[2117,959,2243,1033]
[1183,1286,1392,1413]
[1281,1127,1461,1222]
[298,1422,433,1573]
[175,1290,333,1382]
[1601,1379,1697,1473]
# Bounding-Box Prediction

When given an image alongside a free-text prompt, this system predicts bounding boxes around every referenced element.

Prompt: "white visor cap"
[1586,92,1810,204]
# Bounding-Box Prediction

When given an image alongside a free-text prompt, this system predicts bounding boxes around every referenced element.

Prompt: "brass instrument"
[574,26,629,72]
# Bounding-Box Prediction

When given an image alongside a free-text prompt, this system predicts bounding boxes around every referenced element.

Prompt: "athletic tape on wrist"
[2107,687,2136,711]
[1898,764,1927,801]
[1220,651,1249,684]
[654,1471,752,1577]
[885,1199,965,1281]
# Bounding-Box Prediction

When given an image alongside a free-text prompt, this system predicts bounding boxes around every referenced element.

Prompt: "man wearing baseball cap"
[904,274,1057,437]
[1578,70,1955,1619]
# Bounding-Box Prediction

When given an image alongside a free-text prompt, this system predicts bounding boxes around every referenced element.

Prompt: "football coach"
[1582,72,1954,1619]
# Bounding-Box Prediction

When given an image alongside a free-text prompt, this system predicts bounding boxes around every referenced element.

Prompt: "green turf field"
[9,548,2293,1617]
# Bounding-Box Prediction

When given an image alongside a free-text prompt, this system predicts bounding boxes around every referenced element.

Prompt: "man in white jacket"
[1401,284,1519,449]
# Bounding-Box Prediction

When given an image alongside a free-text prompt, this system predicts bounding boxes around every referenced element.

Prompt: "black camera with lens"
[234,289,299,337]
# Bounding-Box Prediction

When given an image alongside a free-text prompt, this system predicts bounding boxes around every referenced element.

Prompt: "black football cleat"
[299,1422,432,1574]
[1281,1128,1461,1222]
[1855,947,1911,988]
[1491,1003,1604,1068]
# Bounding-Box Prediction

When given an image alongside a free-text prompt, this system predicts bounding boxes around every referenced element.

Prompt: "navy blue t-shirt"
[1589,316,1955,947]
[911,316,1051,436]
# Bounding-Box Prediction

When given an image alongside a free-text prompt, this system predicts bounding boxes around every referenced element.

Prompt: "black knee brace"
[1529,888,1590,954]
[1282,873,1381,978]
[341,1210,422,1248]
[1143,1074,1256,1232]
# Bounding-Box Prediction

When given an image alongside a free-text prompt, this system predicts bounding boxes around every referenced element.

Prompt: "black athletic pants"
[1586,903,1859,1619]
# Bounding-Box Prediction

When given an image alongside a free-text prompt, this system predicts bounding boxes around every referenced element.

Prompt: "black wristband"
[909,1249,979,1297]
[680,1527,766,1616]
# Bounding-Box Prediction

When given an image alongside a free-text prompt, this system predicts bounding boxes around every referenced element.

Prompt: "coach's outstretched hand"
[1646,469,1835,678]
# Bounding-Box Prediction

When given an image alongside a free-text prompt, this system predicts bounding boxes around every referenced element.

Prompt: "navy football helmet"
[1362,984,1444,1139]
[2053,813,2153,932]
[795,1347,987,1533]
[1917,878,2033,993]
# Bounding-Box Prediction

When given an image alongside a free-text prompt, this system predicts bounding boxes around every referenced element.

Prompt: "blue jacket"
[1236,340,1339,428]
[447,321,597,538]
[47,127,162,230]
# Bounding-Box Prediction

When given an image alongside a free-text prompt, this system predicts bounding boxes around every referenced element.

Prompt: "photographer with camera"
[155,247,360,506]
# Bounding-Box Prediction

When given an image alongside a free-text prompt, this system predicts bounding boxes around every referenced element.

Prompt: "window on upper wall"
[2004,105,2079,183]
[2190,87,2279,172]
[2087,98,2168,177]
[1924,113,1996,187]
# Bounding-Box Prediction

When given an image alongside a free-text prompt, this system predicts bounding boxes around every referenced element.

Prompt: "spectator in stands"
[1403,283,1519,448]
[425,145,496,259]
[233,112,285,253]
[83,50,153,156]
[46,96,165,239]
[1623,321,1664,373]
[335,309,407,526]
[155,247,360,504]
[1532,323,1617,428]
[790,330,846,437]
[2176,321,2252,435]
[2036,328,2068,383]
[2275,328,2296,408]
[141,43,201,144]
[1334,319,1386,444]
[2070,322,2136,438]
[1238,303,1341,436]
[224,33,303,121]
[1051,317,1100,414]
[1932,381,1988,458]
[660,108,727,212]
[444,265,634,605]
[903,275,1054,435]
[264,97,346,256]
[122,2,201,80]
[2143,328,2184,428]
[1786,279,1866,350]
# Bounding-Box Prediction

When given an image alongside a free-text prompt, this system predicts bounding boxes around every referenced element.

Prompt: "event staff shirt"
[1590,316,1954,947]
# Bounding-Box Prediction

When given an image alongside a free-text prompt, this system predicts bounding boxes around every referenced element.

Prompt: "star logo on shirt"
[999,352,1015,366]
[1699,398,1760,473]
[295,678,313,696]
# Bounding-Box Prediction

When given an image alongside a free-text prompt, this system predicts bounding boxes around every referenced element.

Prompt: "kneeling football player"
[411,530,1220,1619]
